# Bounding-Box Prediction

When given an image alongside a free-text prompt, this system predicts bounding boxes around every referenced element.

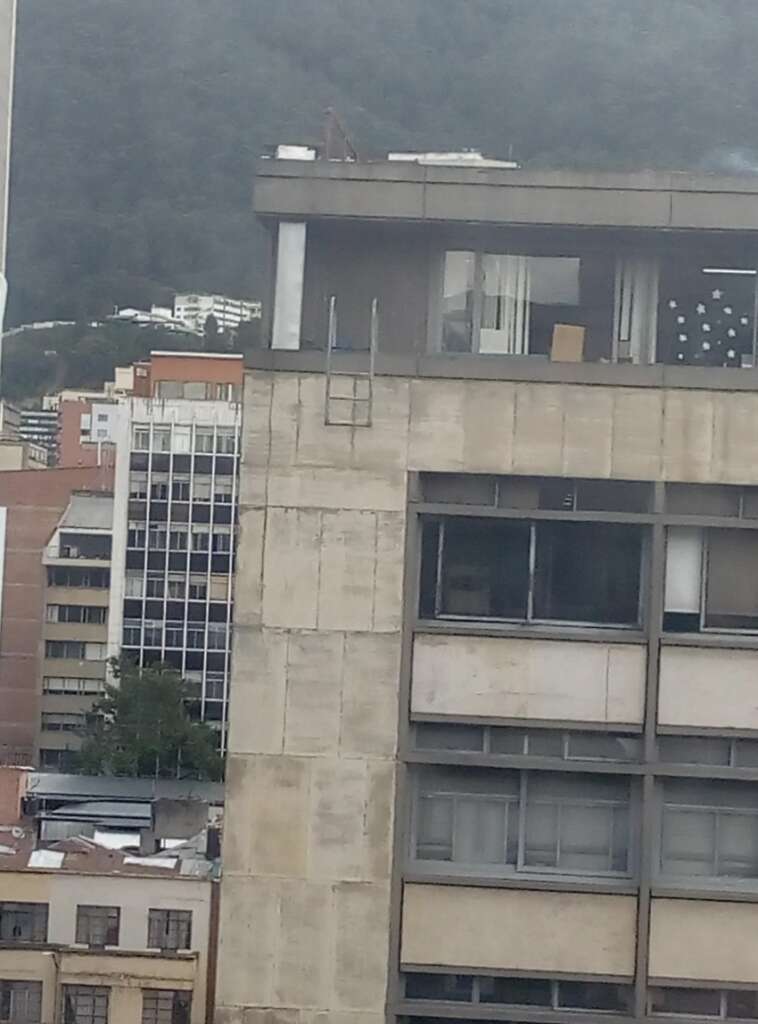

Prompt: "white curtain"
[480,254,531,354]
[614,255,659,364]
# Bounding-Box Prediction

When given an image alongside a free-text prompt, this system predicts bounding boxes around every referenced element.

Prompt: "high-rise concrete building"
[108,352,243,745]
[217,156,758,1024]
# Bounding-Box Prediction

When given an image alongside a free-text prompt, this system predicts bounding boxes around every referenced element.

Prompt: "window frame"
[75,905,120,949]
[426,515,645,629]
[141,991,191,1024]
[0,902,49,943]
[147,909,192,951]
[61,987,109,1024]
[658,788,758,884]
[411,768,637,881]
[0,981,43,1024]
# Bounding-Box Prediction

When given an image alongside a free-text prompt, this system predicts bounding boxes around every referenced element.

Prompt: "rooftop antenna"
[323,108,357,162]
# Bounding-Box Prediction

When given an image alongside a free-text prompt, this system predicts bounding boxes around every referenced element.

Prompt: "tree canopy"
[75,658,224,781]
[9,1,758,327]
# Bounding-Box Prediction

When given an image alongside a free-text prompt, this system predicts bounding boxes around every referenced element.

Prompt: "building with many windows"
[108,353,243,744]
[0,466,113,766]
[38,493,113,770]
[173,295,260,336]
[217,154,758,1024]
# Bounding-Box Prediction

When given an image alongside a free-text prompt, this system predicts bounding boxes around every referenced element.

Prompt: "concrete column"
[271,222,306,351]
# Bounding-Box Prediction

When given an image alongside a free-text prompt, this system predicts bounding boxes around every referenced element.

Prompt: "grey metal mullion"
[516,772,528,870]
[182,423,196,679]
[160,420,174,664]
[713,809,722,877]
[471,251,484,353]
[434,519,445,617]
[140,422,155,660]
[555,801,563,870]
[202,424,217,716]
[527,523,537,621]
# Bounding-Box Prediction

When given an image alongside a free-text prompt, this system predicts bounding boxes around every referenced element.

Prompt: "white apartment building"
[173,294,261,334]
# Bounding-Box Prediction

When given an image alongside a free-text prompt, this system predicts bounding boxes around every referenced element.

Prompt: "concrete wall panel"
[650,899,758,983]
[401,884,637,975]
[658,646,758,730]
[411,633,646,724]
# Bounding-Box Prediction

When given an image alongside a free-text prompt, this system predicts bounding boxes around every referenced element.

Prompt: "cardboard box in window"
[551,324,585,362]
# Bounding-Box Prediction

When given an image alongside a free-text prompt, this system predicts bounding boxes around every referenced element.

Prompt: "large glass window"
[75,906,120,948]
[664,527,758,632]
[62,988,108,1024]
[0,902,48,943]
[422,517,643,626]
[147,910,191,951]
[414,767,632,879]
[141,992,190,1024]
[657,263,757,368]
[660,779,758,881]
[0,981,42,1024]
[440,250,610,358]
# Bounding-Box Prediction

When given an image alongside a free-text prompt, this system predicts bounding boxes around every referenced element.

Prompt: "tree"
[75,657,223,780]
[203,313,219,343]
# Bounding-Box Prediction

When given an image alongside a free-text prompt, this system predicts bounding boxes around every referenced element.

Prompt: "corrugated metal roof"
[28,773,224,804]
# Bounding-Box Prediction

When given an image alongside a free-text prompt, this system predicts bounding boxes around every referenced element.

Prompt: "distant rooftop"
[59,492,113,532]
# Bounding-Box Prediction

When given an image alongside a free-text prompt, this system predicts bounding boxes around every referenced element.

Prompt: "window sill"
[652,882,758,902]
[415,618,647,645]
[403,870,638,896]
[661,633,758,651]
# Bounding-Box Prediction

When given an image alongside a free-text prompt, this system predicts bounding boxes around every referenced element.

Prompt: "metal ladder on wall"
[324,295,377,426]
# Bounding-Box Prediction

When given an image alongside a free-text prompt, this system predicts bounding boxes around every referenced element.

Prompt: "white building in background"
[173,293,261,334]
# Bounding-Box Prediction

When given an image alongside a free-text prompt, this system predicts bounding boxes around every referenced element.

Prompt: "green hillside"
[8,0,758,327]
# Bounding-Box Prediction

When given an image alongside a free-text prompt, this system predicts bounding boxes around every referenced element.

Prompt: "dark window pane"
[558,981,630,1011]
[667,483,740,516]
[650,987,721,1016]
[568,732,641,761]
[439,518,530,619]
[659,736,731,766]
[539,478,575,510]
[576,479,651,513]
[735,740,758,768]
[526,730,564,757]
[418,520,440,619]
[705,530,758,630]
[727,990,758,1019]
[422,474,496,505]
[404,973,473,1002]
[478,976,552,1006]
[414,724,484,752]
[489,728,527,755]
[533,521,642,624]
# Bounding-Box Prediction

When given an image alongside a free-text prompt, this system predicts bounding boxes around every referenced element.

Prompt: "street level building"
[217,155,758,1024]
[0,767,218,1024]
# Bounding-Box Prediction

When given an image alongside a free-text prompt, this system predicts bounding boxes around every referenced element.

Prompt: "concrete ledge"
[244,348,758,392]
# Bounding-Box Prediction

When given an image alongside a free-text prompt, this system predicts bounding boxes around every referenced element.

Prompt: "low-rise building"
[0,768,218,1024]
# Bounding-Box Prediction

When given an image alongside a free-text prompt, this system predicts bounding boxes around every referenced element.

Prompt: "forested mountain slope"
[8,0,758,326]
